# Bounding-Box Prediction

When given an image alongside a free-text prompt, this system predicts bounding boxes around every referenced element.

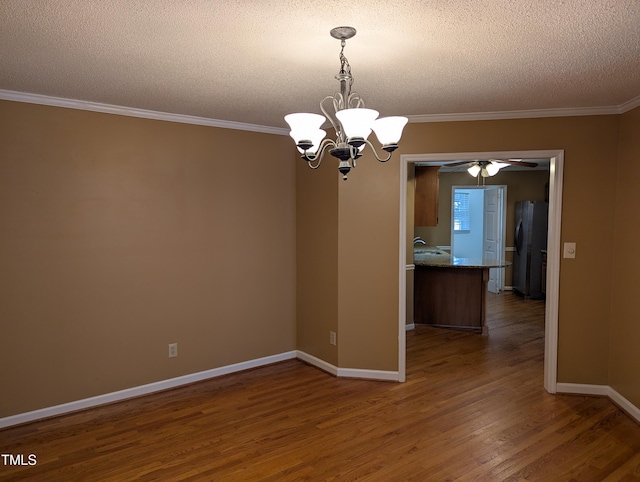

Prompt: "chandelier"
[285,27,408,180]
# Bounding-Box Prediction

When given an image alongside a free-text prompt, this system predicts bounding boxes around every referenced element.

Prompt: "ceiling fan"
[443,159,539,178]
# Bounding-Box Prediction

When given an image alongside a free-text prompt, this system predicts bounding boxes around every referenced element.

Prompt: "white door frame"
[398,150,563,393]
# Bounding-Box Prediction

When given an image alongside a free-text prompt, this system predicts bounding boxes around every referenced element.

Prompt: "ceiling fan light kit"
[457,159,539,183]
[466,160,503,178]
[285,27,408,180]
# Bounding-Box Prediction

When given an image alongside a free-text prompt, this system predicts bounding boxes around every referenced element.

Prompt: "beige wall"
[2,97,638,418]
[337,160,400,370]
[0,100,296,417]
[296,157,399,371]
[609,106,640,407]
[296,154,339,365]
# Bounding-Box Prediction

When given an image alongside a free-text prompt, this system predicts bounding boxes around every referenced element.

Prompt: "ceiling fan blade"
[441,160,475,168]
[497,159,538,167]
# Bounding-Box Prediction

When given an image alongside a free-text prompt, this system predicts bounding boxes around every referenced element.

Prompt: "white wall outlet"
[168,343,178,358]
[563,242,576,259]
[329,331,337,346]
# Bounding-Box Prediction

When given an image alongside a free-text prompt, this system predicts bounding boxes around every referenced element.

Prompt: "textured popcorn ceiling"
[1,0,639,129]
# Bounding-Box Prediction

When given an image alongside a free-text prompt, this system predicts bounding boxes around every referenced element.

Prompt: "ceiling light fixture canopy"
[285,26,408,180]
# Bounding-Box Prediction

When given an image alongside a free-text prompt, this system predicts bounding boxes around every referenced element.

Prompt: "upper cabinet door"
[414,166,439,227]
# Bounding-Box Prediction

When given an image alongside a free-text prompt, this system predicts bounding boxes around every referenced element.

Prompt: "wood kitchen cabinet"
[414,166,439,226]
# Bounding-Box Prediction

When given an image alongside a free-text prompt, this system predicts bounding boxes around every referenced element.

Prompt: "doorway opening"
[397,150,564,393]
[451,185,507,293]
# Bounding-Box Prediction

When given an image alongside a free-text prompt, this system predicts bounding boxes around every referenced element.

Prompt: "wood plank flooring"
[1,292,639,480]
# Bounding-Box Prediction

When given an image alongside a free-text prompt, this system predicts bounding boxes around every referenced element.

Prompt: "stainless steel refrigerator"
[513,201,548,299]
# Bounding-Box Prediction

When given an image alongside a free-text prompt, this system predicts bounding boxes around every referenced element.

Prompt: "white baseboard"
[556,382,609,396]
[609,388,640,423]
[5,359,634,430]
[405,323,415,331]
[1,350,401,429]
[337,367,400,381]
[557,383,640,423]
[296,350,400,381]
[295,350,338,376]
[0,351,297,429]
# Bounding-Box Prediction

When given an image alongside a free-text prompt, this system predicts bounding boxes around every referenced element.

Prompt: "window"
[453,192,470,232]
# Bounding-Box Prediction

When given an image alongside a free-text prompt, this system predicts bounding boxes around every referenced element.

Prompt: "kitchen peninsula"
[413,247,510,334]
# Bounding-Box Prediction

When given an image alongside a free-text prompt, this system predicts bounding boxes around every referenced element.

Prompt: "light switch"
[563,242,576,258]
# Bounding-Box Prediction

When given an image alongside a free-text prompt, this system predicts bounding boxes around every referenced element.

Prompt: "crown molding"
[406,104,625,123]
[0,89,289,136]
[2,88,638,130]
[619,94,640,113]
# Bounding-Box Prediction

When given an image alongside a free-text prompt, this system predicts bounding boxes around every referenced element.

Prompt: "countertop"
[413,246,511,269]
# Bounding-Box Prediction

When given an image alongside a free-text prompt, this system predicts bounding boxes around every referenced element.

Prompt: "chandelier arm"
[320,96,341,134]
[301,138,337,168]
[347,92,364,109]
[363,140,393,163]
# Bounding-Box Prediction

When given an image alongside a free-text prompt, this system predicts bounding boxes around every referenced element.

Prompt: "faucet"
[413,236,426,245]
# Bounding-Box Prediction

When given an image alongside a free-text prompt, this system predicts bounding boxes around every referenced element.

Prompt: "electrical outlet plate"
[563,242,576,258]
[329,331,337,346]
[168,343,178,358]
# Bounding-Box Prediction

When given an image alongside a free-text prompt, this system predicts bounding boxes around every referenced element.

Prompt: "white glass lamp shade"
[467,164,481,177]
[284,113,326,145]
[290,129,326,154]
[372,116,408,146]
[335,108,379,140]
[485,162,501,176]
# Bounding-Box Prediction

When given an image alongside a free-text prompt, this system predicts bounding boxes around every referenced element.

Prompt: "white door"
[483,187,504,293]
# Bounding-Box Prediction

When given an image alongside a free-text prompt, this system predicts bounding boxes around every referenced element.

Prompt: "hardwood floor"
[1,292,639,481]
